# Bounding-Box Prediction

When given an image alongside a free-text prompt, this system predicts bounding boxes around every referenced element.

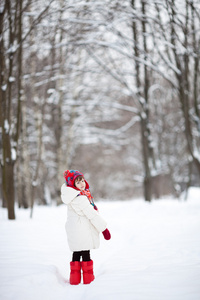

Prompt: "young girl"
[61,169,111,285]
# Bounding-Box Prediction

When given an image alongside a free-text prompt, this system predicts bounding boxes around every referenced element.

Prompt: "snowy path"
[0,191,200,300]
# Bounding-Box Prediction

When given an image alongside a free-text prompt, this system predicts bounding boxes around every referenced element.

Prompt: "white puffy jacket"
[61,184,107,252]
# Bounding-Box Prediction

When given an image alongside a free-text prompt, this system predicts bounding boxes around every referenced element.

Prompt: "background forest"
[0,0,200,219]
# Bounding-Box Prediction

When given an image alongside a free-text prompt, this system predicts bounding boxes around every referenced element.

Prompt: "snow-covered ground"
[0,188,200,300]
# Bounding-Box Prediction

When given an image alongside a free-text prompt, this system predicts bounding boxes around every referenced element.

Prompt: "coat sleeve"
[71,195,107,233]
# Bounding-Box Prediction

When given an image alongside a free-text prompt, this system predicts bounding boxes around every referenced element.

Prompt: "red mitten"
[102,228,111,240]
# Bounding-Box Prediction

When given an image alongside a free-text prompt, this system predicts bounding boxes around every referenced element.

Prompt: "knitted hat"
[63,169,89,190]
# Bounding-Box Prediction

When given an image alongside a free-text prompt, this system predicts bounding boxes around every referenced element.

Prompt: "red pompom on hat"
[63,170,89,190]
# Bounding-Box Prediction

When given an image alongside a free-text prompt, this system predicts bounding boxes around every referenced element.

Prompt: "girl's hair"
[74,175,84,185]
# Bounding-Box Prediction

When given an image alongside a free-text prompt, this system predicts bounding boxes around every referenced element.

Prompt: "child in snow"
[61,169,111,285]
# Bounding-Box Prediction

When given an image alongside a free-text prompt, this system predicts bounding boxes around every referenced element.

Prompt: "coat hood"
[61,184,80,204]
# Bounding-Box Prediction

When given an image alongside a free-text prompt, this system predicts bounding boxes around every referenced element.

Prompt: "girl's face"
[75,178,86,191]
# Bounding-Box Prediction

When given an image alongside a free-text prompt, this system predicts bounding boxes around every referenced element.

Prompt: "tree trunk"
[2,132,15,219]
[131,0,153,201]
[30,104,44,218]
[0,1,16,219]
[55,0,65,204]
[169,0,200,175]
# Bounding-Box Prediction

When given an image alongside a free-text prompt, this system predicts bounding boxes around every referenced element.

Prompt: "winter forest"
[1,0,200,220]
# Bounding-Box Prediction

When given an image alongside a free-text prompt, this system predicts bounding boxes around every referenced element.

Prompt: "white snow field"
[0,188,200,300]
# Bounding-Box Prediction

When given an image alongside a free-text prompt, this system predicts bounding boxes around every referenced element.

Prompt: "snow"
[4,119,9,133]
[11,148,16,161]
[7,43,18,54]
[1,84,7,91]
[0,188,200,300]
[8,77,15,83]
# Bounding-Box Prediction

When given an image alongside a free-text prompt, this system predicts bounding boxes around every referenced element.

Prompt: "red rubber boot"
[69,261,81,285]
[81,260,95,284]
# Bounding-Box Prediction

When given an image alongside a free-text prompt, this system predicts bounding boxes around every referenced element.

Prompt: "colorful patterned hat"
[63,169,89,190]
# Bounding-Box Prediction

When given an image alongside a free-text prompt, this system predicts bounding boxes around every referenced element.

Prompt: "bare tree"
[0,0,23,219]
[154,0,200,178]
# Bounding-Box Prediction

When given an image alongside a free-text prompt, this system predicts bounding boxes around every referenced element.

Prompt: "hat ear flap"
[85,180,89,190]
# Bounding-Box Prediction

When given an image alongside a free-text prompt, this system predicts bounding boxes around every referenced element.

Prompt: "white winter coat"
[61,184,107,252]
